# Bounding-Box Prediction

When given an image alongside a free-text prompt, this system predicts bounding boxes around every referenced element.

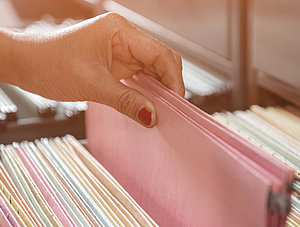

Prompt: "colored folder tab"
[86,73,294,227]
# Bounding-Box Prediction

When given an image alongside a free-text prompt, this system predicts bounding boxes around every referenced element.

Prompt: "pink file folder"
[86,73,294,227]
[14,144,75,226]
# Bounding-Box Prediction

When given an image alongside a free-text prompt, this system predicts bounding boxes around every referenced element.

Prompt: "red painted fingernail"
[138,107,152,126]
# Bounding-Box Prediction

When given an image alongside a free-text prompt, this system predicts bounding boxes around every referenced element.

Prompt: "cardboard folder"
[86,73,294,227]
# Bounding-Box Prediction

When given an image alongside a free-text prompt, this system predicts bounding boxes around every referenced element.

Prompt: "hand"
[6,13,184,127]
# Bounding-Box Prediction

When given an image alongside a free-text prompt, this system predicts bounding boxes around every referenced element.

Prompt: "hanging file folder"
[86,73,294,227]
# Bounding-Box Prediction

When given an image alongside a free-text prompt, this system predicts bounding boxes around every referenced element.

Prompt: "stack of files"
[182,59,230,98]
[20,18,77,34]
[212,105,300,227]
[14,86,87,118]
[59,101,88,118]
[85,73,295,227]
[0,88,17,122]
[181,59,231,113]
[16,88,57,118]
[0,135,157,226]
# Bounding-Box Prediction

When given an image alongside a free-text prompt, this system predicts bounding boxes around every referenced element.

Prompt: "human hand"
[7,13,184,127]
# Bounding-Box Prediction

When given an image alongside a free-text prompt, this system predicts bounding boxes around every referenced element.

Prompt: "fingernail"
[138,107,152,126]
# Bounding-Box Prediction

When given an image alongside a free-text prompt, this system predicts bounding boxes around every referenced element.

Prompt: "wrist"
[0,29,36,88]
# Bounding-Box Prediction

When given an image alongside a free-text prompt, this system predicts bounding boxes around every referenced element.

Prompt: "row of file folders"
[0,85,87,121]
[0,135,157,226]
[85,74,300,227]
[1,75,300,226]
[1,18,299,226]
[213,105,300,227]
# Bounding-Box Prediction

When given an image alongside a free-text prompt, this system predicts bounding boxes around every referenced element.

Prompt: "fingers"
[92,68,157,128]
[127,29,185,97]
[113,84,156,127]
[99,13,184,96]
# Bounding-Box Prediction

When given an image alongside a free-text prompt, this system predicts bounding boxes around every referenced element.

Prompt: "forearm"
[0,28,17,84]
[0,28,37,89]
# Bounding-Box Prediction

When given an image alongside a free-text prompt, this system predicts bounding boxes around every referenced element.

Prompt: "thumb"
[99,73,157,128]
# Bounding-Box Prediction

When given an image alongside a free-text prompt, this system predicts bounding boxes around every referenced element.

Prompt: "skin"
[0,12,184,127]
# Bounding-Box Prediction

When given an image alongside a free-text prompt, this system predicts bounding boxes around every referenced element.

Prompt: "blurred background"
[0,0,299,143]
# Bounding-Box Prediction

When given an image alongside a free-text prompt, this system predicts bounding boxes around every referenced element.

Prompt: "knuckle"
[116,89,137,115]
[104,12,128,25]
[161,43,171,54]
[166,48,176,60]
